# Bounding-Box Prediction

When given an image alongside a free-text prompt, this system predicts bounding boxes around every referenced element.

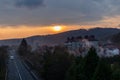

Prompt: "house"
[65,35,99,56]
[98,43,120,57]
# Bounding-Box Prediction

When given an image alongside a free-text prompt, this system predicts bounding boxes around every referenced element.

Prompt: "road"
[7,50,37,80]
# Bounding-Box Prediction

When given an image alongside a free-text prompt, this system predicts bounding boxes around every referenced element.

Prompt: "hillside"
[0,28,119,46]
[111,32,120,44]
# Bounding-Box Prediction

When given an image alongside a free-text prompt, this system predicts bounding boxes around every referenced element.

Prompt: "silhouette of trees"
[65,56,84,80]
[19,43,120,80]
[65,35,97,43]
[84,35,89,39]
[111,32,120,44]
[0,46,8,80]
[42,46,74,80]
[92,58,112,80]
[112,69,120,80]
[65,47,99,80]
[82,47,99,80]
[18,38,30,56]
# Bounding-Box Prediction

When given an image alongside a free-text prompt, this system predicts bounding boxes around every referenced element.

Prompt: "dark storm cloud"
[0,0,120,27]
[42,0,110,25]
[15,0,44,8]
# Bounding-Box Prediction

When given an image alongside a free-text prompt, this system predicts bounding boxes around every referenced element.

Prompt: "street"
[7,50,37,80]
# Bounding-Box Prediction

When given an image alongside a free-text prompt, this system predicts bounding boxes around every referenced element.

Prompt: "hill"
[0,27,119,46]
[111,32,120,44]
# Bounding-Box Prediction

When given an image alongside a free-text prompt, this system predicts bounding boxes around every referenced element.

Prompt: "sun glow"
[53,26,62,31]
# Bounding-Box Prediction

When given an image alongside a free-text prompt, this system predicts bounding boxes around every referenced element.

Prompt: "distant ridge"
[0,27,119,46]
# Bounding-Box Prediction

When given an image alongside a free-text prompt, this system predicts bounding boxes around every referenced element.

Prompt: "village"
[64,35,120,57]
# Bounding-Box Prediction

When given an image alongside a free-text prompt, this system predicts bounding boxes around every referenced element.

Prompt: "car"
[10,56,14,60]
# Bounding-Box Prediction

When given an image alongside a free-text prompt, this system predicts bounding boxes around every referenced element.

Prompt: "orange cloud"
[0,18,119,40]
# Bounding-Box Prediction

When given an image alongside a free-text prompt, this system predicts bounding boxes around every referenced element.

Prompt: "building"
[65,36,120,57]
[65,35,99,56]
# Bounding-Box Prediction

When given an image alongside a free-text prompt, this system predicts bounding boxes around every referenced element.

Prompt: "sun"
[53,26,62,31]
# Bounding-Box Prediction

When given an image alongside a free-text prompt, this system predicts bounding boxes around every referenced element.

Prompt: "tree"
[65,47,99,80]
[84,35,89,39]
[18,38,29,56]
[0,46,8,80]
[111,63,120,80]
[112,69,120,80]
[82,47,99,80]
[65,62,77,80]
[92,58,112,80]
[65,56,83,80]
[111,32,120,44]
[42,46,74,80]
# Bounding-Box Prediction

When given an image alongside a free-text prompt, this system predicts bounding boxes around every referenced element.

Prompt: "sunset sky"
[0,0,120,39]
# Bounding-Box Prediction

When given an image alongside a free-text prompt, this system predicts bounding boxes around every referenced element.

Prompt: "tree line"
[0,46,8,80]
[18,39,120,80]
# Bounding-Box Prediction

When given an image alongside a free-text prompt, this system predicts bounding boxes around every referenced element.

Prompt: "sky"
[0,0,120,39]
